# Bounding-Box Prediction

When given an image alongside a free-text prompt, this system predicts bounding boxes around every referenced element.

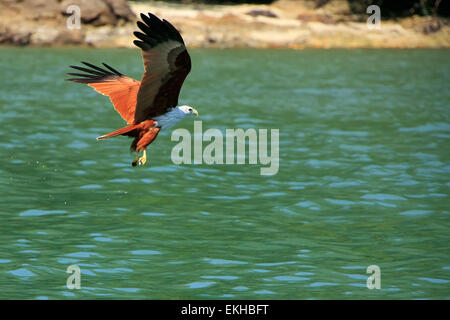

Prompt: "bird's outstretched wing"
[67,62,140,124]
[133,12,191,123]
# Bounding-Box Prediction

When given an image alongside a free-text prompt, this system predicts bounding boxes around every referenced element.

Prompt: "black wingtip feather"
[66,62,124,83]
[136,21,150,34]
[81,61,109,73]
[140,13,152,27]
[134,12,185,50]
[102,63,122,76]
[70,65,104,76]
[67,72,92,78]
[133,40,146,50]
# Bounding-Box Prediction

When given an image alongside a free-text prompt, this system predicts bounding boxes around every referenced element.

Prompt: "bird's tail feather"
[96,124,140,141]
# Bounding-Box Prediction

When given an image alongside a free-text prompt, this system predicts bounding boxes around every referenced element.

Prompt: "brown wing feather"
[133,13,191,123]
[67,62,140,124]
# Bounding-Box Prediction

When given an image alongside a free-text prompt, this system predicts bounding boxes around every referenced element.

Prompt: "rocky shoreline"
[0,0,449,49]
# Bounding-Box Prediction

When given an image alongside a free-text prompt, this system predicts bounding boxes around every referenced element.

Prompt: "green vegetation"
[347,0,449,17]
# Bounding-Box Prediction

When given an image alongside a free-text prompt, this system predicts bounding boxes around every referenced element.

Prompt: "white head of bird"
[178,105,199,116]
[153,105,198,129]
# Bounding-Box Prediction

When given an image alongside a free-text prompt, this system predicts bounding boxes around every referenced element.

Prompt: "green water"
[0,47,449,299]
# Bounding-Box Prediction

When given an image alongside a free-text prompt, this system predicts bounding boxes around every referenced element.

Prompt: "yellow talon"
[138,150,147,166]
[132,150,147,167]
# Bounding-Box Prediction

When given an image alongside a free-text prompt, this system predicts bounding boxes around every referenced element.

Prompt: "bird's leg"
[132,150,147,167]
[138,150,147,166]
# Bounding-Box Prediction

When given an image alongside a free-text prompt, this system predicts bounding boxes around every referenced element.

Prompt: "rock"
[0,0,135,46]
[60,0,116,26]
[421,19,443,34]
[84,25,135,48]
[31,26,60,45]
[60,0,135,26]
[85,26,114,46]
[30,26,84,45]
[55,29,84,45]
[23,0,61,20]
[246,10,278,18]
[297,13,342,24]
[105,0,135,22]
[0,25,31,45]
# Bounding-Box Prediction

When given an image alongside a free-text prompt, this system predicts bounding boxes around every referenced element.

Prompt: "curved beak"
[192,108,199,116]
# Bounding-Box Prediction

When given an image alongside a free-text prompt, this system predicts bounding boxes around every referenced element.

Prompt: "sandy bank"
[0,0,448,49]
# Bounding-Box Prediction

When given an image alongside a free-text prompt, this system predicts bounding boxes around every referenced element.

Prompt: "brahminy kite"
[67,12,197,166]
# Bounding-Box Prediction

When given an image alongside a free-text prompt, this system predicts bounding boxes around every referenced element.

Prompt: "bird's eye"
[188,108,193,112]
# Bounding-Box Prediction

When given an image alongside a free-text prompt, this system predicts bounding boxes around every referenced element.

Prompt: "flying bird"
[67,12,198,166]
